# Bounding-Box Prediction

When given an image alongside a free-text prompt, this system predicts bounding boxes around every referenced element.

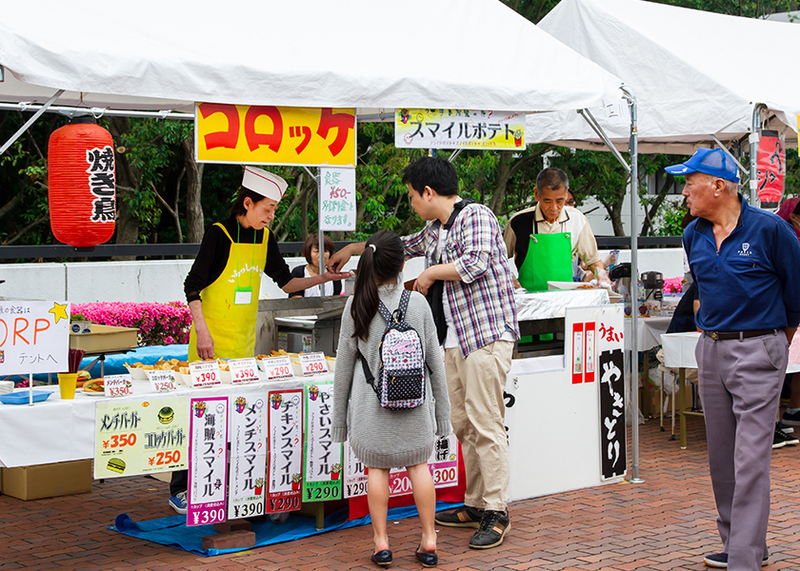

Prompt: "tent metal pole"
[0,102,193,121]
[749,104,766,207]
[577,108,630,171]
[622,86,643,484]
[711,135,749,182]
[303,166,325,277]
[0,89,63,157]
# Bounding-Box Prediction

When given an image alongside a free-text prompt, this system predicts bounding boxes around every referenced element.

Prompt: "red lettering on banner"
[317,108,355,156]
[198,103,240,150]
[245,106,283,152]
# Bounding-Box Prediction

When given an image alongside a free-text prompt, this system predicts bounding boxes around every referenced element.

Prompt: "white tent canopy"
[0,0,622,117]
[525,0,800,154]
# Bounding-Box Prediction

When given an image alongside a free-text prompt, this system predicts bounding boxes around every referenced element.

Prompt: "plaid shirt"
[402,202,519,358]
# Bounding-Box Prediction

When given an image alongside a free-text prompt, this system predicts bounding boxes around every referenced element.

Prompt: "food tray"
[0,391,53,404]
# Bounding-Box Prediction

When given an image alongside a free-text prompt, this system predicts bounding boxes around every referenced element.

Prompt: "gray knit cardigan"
[332,284,451,469]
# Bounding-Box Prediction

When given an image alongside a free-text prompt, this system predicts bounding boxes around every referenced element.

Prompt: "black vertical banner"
[599,348,626,480]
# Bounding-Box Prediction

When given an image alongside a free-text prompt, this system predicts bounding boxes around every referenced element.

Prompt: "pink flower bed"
[662,277,684,294]
[71,301,191,346]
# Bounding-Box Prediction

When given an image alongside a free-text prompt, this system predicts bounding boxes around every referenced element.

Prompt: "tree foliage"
[0,0,796,255]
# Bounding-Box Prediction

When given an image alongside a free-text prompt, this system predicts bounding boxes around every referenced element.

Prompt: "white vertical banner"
[228,394,267,520]
[188,397,228,526]
[266,388,304,513]
[343,443,368,498]
[319,167,356,231]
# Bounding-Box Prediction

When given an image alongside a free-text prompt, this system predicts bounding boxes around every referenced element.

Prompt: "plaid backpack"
[357,290,426,410]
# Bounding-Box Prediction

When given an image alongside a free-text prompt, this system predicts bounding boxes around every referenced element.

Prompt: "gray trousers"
[696,331,789,571]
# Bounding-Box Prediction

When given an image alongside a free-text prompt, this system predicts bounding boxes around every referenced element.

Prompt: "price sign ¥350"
[104,374,133,397]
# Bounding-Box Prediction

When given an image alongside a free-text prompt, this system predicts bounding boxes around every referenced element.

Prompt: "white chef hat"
[242,166,288,202]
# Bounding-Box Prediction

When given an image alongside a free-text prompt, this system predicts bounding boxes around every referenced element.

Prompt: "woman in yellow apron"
[170,166,350,514]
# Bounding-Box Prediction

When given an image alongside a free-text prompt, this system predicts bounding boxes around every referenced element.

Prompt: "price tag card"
[104,374,133,397]
[228,358,260,384]
[299,352,329,376]
[146,370,178,393]
[189,360,222,388]
[261,356,294,380]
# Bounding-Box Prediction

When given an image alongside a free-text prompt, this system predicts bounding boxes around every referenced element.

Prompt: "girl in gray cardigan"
[332,230,450,568]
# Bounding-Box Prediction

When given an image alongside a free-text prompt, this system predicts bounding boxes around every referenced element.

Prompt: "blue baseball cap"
[664,148,740,183]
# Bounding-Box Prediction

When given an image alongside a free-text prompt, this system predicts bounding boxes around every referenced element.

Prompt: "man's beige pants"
[444,340,513,512]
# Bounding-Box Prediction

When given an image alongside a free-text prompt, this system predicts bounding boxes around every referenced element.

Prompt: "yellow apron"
[188,222,269,362]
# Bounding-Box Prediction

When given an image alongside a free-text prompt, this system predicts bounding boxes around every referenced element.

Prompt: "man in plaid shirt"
[330,157,519,549]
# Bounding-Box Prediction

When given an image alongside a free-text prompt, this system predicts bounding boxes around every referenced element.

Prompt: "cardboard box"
[1,459,92,500]
[639,386,694,418]
[69,324,138,354]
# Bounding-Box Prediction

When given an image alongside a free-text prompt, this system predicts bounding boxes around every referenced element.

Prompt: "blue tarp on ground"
[112,501,462,557]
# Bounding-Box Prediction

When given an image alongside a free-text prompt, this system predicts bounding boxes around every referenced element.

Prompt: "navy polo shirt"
[683,194,800,332]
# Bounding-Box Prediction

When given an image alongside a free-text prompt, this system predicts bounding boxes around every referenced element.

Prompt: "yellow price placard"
[195,104,356,167]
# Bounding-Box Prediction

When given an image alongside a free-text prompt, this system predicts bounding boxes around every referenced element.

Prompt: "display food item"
[158,406,175,424]
[75,370,92,387]
[83,379,105,393]
[217,359,230,371]
[107,458,126,474]
[325,356,336,362]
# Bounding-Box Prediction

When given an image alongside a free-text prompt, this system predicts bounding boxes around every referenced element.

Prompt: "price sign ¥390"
[189,360,221,388]
[228,358,260,384]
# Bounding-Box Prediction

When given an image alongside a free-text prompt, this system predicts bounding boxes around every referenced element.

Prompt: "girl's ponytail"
[351,230,404,341]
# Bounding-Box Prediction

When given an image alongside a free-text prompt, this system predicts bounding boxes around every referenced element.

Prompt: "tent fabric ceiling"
[0,0,622,116]
[525,0,800,154]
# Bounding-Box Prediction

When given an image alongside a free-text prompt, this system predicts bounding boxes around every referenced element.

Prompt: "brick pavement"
[2,416,800,570]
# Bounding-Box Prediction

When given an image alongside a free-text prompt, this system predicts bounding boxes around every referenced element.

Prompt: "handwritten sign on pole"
[319,167,356,231]
[0,301,70,375]
[196,104,356,167]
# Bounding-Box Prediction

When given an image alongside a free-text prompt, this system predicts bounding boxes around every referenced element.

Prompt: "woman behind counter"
[289,235,342,298]
[170,167,351,515]
[184,166,351,362]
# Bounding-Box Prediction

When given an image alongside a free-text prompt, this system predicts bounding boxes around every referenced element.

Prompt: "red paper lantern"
[48,117,116,247]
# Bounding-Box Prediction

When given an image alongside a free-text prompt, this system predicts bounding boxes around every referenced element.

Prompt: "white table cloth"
[0,374,327,468]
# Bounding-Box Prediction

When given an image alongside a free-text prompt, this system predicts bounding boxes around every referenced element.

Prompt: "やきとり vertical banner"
[0,301,70,375]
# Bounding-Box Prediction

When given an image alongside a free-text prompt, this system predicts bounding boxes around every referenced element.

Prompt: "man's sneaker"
[435,505,484,528]
[777,421,794,434]
[774,427,799,449]
[169,491,188,515]
[468,509,510,549]
[782,409,800,426]
[703,552,768,568]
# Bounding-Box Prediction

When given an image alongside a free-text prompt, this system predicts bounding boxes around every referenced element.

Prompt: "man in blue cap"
[666,148,800,570]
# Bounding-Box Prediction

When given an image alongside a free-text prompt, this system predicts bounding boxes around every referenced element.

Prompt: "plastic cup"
[58,373,78,400]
